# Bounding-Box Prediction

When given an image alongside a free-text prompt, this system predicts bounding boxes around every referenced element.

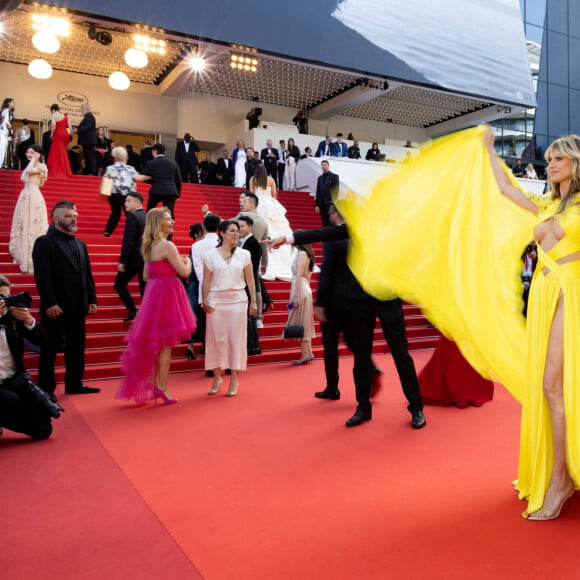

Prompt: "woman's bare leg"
[227,370,239,396]
[155,347,172,390]
[209,367,223,395]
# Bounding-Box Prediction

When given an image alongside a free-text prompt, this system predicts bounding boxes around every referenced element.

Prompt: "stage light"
[133,34,166,55]
[32,30,60,54]
[28,59,53,79]
[31,14,70,36]
[188,55,206,72]
[229,53,258,73]
[96,30,112,46]
[108,71,130,90]
[125,47,148,68]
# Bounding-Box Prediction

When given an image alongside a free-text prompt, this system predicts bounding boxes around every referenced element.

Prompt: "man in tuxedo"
[334,133,348,157]
[75,103,97,176]
[200,153,218,185]
[315,160,339,226]
[0,275,61,440]
[142,143,182,220]
[260,139,279,186]
[140,141,154,166]
[238,215,262,356]
[216,149,234,185]
[315,136,334,157]
[114,192,146,322]
[268,224,426,430]
[175,132,201,183]
[245,147,261,188]
[32,201,101,400]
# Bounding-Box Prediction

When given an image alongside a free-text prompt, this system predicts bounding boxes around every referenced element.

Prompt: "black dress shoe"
[411,409,426,429]
[185,348,196,360]
[123,311,137,322]
[314,389,340,400]
[345,409,372,427]
[47,391,58,403]
[205,370,214,378]
[65,384,101,395]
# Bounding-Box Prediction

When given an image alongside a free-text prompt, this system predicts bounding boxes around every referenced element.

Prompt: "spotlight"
[28,58,53,79]
[246,107,262,130]
[108,70,130,90]
[229,53,258,73]
[188,55,206,72]
[96,30,112,46]
[32,30,60,54]
[125,47,148,68]
[88,25,97,40]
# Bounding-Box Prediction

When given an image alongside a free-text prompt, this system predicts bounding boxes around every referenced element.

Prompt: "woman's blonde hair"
[545,134,580,214]
[141,207,170,260]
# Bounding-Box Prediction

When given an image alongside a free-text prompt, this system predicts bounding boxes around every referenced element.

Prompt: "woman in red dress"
[47,104,72,178]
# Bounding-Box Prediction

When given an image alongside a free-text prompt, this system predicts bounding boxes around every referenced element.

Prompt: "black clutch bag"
[283,324,304,339]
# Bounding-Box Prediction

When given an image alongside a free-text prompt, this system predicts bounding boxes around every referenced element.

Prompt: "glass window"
[547,31,568,86]
[570,1,580,40]
[534,81,548,136]
[547,0,567,33]
[569,90,580,135]
[547,83,569,137]
[525,23,545,45]
[525,0,547,26]
[569,37,580,90]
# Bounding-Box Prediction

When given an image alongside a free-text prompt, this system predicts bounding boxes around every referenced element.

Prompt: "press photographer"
[0,275,62,440]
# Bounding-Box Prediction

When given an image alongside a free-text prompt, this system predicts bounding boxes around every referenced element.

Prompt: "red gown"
[419,336,494,408]
[47,114,73,178]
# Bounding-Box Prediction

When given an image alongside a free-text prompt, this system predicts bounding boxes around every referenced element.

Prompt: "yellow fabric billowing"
[338,125,535,402]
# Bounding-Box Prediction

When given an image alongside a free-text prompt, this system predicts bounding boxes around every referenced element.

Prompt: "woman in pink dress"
[116,208,196,405]
[202,219,258,397]
[47,104,72,178]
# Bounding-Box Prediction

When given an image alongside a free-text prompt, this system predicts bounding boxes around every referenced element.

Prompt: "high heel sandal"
[153,387,178,405]
[226,384,238,397]
[292,353,315,366]
[528,484,575,521]
[208,377,222,395]
[185,347,196,360]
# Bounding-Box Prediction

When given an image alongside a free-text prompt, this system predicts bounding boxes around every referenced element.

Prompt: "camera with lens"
[0,291,32,309]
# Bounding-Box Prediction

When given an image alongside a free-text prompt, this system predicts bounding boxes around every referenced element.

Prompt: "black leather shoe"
[345,409,372,427]
[205,370,214,378]
[65,384,101,395]
[47,391,58,403]
[411,409,426,429]
[315,389,340,400]
[123,311,137,322]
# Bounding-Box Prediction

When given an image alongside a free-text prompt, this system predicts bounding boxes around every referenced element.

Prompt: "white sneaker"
[256,320,264,328]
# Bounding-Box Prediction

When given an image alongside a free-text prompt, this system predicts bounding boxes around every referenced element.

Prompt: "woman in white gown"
[249,164,295,281]
[232,139,247,188]
[9,144,49,274]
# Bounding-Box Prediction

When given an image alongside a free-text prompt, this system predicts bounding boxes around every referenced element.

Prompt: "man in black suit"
[245,147,261,188]
[216,149,235,185]
[75,103,97,175]
[0,275,61,440]
[315,160,339,226]
[114,192,146,322]
[125,144,142,172]
[200,153,218,185]
[142,143,182,219]
[140,141,154,166]
[175,133,200,183]
[238,215,262,356]
[269,224,426,430]
[32,201,101,400]
[260,139,279,186]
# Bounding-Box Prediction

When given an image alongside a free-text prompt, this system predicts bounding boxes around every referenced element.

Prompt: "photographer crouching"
[0,275,62,440]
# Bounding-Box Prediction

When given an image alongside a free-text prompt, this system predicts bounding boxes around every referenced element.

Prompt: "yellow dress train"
[338,125,580,516]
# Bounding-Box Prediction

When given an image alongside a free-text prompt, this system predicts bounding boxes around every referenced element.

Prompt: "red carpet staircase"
[0,169,439,383]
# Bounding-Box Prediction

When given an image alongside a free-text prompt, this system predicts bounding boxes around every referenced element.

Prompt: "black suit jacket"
[316,239,352,311]
[242,235,261,287]
[140,146,153,166]
[175,140,200,167]
[260,147,279,173]
[216,157,235,184]
[315,171,339,209]
[119,208,146,268]
[143,155,182,198]
[32,225,97,314]
[76,112,96,146]
[245,157,261,188]
[3,318,46,376]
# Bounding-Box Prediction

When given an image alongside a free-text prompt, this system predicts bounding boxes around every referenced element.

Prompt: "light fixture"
[124,48,148,68]
[108,71,130,90]
[229,53,258,73]
[187,55,206,72]
[133,34,166,55]
[32,30,60,54]
[28,58,53,79]
[31,14,70,37]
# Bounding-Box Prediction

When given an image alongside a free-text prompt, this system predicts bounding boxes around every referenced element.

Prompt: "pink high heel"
[154,387,178,405]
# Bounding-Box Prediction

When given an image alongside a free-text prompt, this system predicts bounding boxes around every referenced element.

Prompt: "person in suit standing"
[114,192,146,322]
[140,141,154,166]
[175,133,200,183]
[216,149,235,185]
[260,139,279,186]
[315,136,334,158]
[141,143,182,220]
[32,201,101,401]
[245,147,261,189]
[315,160,339,226]
[334,133,348,157]
[268,223,426,430]
[278,140,288,190]
[74,103,97,176]
[238,215,262,356]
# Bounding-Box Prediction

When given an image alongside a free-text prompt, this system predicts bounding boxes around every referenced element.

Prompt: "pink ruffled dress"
[116,260,196,403]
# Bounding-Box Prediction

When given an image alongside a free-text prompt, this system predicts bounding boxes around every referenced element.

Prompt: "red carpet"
[3,352,578,579]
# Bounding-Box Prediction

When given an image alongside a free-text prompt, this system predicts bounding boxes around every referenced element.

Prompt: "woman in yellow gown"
[339,126,579,519]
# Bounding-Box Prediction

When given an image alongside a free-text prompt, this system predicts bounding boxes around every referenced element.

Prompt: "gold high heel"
[226,384,238,397]
[208,377,222,395]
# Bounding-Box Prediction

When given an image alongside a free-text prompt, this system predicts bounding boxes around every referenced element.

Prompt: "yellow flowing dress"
[339,125,580,516]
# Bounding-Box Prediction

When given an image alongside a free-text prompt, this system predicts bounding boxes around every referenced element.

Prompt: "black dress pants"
[114,264,146,313]
[321,309,354,390]
[0,386,52,440]
[82,144,96,175]
[104,193,127,235]
[38,312,86,394]
[180,161,199,183]
[351,298,423,413]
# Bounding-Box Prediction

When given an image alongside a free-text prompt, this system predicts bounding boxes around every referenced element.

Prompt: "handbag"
[283,304,304,339]
[98,175,114,201]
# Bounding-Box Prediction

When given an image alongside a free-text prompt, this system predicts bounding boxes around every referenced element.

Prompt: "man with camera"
[0,275,62,440]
